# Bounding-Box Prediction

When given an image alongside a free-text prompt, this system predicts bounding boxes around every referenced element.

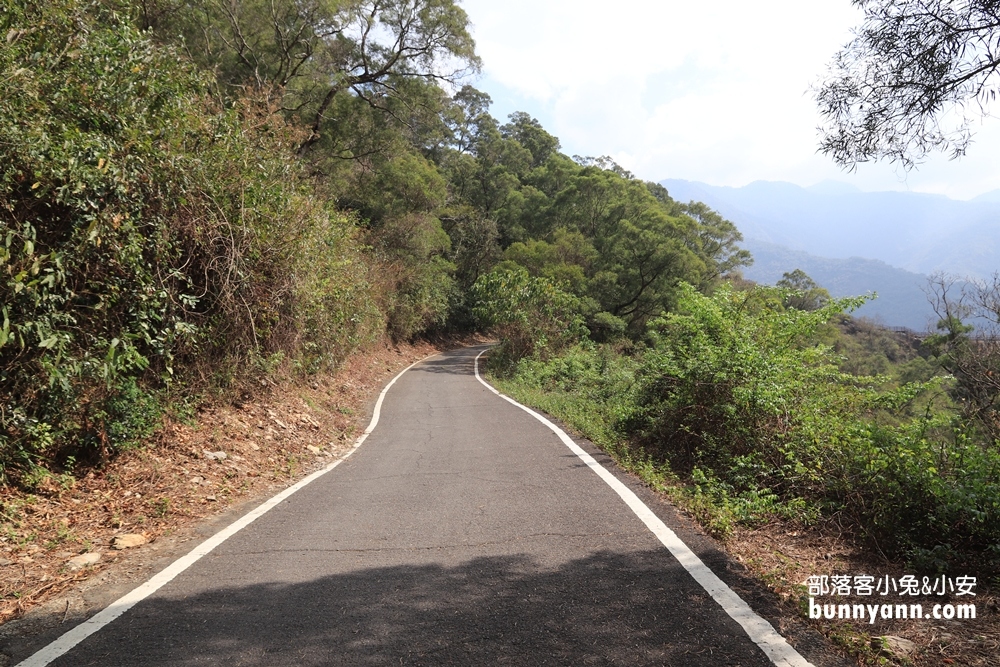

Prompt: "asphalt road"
[28,345,816,666]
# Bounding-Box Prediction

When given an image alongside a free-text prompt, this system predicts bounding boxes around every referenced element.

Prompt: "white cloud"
[461,0,1000,200]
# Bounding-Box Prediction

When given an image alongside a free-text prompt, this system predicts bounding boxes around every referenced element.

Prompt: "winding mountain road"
[16,345,841,666]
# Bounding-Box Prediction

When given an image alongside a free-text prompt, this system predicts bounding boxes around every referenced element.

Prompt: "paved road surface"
[27,346,818,666]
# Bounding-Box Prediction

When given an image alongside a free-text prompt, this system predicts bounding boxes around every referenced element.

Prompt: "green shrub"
[627,284,1000,561]
[498,282,1000,568]
[1,1,206,476]
[627,283,870,473]
[96,377,163,453]
[0,1,384,482]
[471,266,586,371]
[290,207,382,373]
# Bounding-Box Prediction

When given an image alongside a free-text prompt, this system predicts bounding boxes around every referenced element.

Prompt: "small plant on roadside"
[153,498,171,518]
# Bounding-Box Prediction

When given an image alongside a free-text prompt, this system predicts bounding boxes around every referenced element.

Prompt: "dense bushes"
[0,1,382,482]
[493,284,1000,570]
[2,2,199,474]
[471,267,585,368]
[628,284,866,472]
[635,285,1000,562]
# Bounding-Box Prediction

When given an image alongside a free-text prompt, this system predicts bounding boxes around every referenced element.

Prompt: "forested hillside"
[7,0,1000,589]
[0,0,746,486]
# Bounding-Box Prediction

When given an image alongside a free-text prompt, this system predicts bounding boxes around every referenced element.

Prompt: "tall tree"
[501,112,560,168]
[646,184,752,287]
[817,0,1000,167]
[777,269,830,311]
[144,0,480,153]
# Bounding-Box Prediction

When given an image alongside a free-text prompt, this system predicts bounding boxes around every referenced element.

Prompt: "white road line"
[473,350,814,667]
[15,356,431,667]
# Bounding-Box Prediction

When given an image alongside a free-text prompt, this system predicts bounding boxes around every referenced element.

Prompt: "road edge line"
[473,350,813,667]
[15,355,431,667]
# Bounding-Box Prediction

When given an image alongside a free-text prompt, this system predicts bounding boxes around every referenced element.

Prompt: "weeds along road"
[18,345,835,667]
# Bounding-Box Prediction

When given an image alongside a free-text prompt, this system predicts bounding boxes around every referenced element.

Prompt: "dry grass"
[726,520,999,665]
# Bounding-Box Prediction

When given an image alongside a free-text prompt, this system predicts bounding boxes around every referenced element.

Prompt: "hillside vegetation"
[7,0,998,581]
[490,279,1000,573]
[0,0,743,488]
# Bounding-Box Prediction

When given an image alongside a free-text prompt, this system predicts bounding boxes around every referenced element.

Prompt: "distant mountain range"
[660,179,1000,330]
[662,179,1000,279]
[742,239,937,330]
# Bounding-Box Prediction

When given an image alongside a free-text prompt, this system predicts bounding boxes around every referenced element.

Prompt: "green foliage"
[340,150,456,340]
[96,378,163,452]
[471,268,586,370]
[144,0,482,343]
[588,311,628,343]
[500,112,560,168]
[1,1,204,476]
[832,317,937,382]
[629,283,868,472]
[288,206,383,373]
[491,343,640,456]
[452,141,751,340]
[668,198,753,288]
[776,269,830,311]
[497,283,1000,569]
[1,0,752,493]
[631,284,1000,561]
[683,467,821,537]
[145,0,481,154]
[0,1,383,483]
[518,161,706,332]
[502,228,594,295]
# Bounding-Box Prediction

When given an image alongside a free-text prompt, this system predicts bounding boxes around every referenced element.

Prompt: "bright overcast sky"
[460,0,1000,200]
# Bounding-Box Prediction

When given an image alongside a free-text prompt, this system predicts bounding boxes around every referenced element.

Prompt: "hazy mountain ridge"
[662,178,1000,279]
[741,238,936,330]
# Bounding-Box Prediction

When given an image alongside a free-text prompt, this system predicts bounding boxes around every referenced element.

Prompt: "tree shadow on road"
[35,550,783,667]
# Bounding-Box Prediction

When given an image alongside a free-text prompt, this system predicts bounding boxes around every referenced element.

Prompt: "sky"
[459,0,1000,201]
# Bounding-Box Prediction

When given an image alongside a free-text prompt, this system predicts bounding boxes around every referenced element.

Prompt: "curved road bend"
[29,345,820,666]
